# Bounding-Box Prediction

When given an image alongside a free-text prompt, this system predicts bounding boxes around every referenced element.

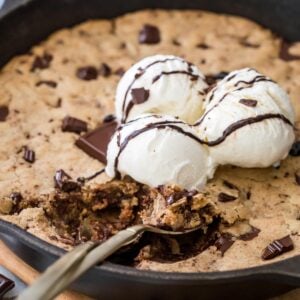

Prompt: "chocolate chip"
[206,72,229,85]
[218,192,237,203]
[262,235,294,260]
[222,180,239,190]
[31,52,53,72]
[240,40,259,48]
[0,106,9,122]
[239,99,257,107]
[36,80,57,88]
[172,39,181,46]
[131,88,150,104]
[215,233,234,255]
[76,66,98,80]
[103,114,116,123]
[99,63,111,77]
[115,67,125,77]
[10,192,23,203]
[23,147,35,163]
[75,121,117,164]
[289,141,300,156]
[196,43,210,49]
[279,40,300,61]
[0,274,15,298]
[62,116,88,134]
[239,226,260,241]
[295,170,300,185]
[139,24,161,44]
[54,169,80,192]
[56,98,62,108]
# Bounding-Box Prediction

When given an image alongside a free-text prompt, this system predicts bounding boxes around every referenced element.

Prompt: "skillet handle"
[18,225,146,300]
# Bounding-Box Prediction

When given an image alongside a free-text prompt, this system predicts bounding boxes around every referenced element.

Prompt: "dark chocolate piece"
[62,116,88,134]
[76,66,98,80]
[222,180,239,190]
[131,88,150,104]
[295,170,300,185]
[75,121,118,164]
[103,114,116,123]
[289,141,300,156]
[0,106,9,122]
[239,226,260,241]
[139,24,161,44]
[36,80,57,88]
[239,99,258,107]
[240,40,259,48]
[0,274,15,298]
[218,192,237,203]
[196,43,210,49]
[215,233,234,255]
[10,192,23,203]
[279,40,300,61]
[99,63,111,77]
[31,52,53,72]
[54,169,80,192]
[23,147,35,163]
[115,67,125,77]
[205,71,229,85]
[262,235,294,260]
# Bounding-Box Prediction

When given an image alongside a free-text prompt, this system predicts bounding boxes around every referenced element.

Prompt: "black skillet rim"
[1,218,300,285]
[1,0,300,287]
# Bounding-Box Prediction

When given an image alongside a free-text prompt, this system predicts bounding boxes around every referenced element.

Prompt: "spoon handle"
[18,225,146,300]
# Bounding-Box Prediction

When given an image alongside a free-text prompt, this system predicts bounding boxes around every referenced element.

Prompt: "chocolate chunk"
[62,116,88,134]
[240,40,259,48]
[10,192,23,203]
[76,66,98,80]
[218,192,237,202]
[294,170,300,185]
[223,180,239,190]
[239,99,257,107]
[103,114,116,123]
[289,141,300,156]
[0,274,15,298]
[131,88,150,104]
[36,80,57,88]
[115,67,125,77]
[23,147,35,163]
[239,226,260,241]
[99,63,111,77]
[206,71,229,85]
[31,52,53,72]
[0,106,9,122]
[139,24,161,44]
[215,233,234,255]
[279,40,300,61]
[196,43,210,49]
[262,235,294,260]
[54,169,80,192]
[75,121,117,164]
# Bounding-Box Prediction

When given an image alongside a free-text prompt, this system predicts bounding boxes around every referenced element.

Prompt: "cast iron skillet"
[1,1,300,299]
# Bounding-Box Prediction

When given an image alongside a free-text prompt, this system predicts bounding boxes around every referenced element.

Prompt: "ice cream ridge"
[106,55,295,190]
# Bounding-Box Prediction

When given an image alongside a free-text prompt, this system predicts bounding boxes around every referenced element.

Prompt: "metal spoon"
[18,224,201,300]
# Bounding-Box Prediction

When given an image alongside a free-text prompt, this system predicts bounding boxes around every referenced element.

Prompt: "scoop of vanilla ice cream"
[195,68,295,167]
[115,55,208,124]
[106,115,216,190]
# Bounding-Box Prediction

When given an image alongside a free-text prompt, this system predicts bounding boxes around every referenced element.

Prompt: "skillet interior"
[1,0,300,299]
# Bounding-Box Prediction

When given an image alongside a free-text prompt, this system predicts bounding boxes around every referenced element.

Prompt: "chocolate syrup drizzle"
[121,58,201,123]
[113,114,292,176]
[152,71,199,83]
